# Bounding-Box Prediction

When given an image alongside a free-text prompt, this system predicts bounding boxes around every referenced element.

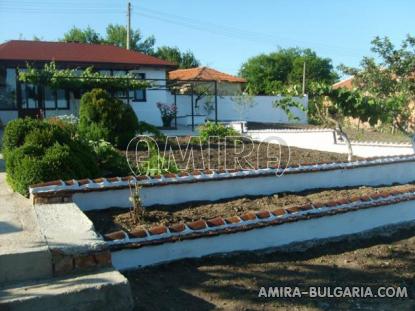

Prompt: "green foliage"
[340,35,415,133]
[273,97,306,122]
[78,88,139,148]
[62,26,102,44]
[18,62,150,91]
[4,118,99,196]
[239,48,338,95]
[61,24,156,54]
[198,121,240,143]
[137,145,178,176]
[89,140,130,176]
[155,46,200,68]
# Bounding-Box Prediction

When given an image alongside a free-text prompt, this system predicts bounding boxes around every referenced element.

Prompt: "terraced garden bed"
[86,183,415,235]
[126,137,357,172]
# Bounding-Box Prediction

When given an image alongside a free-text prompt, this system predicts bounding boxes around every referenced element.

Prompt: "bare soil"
[86,183,415,234]
[126,137,356,172]
[124,226,415,310]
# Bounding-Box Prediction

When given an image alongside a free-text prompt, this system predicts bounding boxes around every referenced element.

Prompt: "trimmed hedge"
[4,118,99,196]
[79,88,139,149]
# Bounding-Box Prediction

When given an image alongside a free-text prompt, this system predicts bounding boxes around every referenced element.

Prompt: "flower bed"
[86,183,415,235]
[92,183,415,270]
[126,137,355,172]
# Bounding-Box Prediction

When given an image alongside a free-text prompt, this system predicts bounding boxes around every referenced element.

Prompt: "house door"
[18,84,43,119]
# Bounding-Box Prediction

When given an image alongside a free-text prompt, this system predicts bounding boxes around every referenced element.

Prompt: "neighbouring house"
[0,40,176,125]
[332,76,354,90]
[168,66,247,96]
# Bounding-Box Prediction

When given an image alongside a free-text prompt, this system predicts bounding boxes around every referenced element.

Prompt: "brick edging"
[30,155,415,200]
[103,187,415,252]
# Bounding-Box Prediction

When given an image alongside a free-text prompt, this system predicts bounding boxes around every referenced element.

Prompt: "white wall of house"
[127,67,169,127]
[0,110,18,124]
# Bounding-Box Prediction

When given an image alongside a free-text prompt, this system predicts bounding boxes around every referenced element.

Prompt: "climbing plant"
[18,62,151,91]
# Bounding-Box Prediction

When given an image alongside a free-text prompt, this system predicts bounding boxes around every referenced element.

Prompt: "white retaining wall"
[111,199,415,270]
[60,157,415,210]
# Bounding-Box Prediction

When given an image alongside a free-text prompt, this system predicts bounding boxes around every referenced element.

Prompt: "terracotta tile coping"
[103,188,415,251]
[30,155,415,196]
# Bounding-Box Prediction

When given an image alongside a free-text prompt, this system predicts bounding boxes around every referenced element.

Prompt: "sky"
[1,0,414,77]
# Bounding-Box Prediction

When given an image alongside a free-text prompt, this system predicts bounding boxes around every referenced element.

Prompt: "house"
[0,40,176,125]
[332,76,354,90]
[168,66,247,96]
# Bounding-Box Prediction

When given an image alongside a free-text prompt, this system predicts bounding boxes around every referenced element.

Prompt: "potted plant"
[157,102,177,128]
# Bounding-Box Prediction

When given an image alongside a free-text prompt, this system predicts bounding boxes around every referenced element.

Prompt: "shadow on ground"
[124,227,415,311]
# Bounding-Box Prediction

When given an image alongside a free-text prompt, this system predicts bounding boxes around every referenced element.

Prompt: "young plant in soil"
[129,179,146,224]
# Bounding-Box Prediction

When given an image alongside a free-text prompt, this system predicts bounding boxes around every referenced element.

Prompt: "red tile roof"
[332,76,354,90]
[168,66,246,83]
[0,40,176,67]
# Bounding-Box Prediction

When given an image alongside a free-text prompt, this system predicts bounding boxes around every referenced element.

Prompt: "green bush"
[136,145,178,176]
[89,140,130,176]
[3,118,99,196]
[79,88,139,148]
[198,121,240,143]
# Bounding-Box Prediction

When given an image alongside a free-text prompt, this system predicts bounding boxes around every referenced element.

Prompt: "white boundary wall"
[111,200,415,270]
[173,95,308,125]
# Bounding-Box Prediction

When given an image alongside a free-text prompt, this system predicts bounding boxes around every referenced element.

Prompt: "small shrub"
[3,118,48,153]
[136,145,178,176]
[79,88,139,148]
[3,118,99,196]
[89,140,130,176]
[198,121,240,144]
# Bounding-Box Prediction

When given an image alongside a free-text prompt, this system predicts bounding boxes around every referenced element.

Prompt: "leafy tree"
[239,48,338,95]
[61,26,102,44]
[105,24,156,54]
[341,35,415,133]
[61,24,155,54]
[155,46,200,68]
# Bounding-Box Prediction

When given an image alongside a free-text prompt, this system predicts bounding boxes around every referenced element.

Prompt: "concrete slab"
[0,173,52,283]
[0,268,133,311]
[34,203,106,254]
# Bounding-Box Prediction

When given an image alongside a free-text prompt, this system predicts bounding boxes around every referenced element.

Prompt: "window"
[43,88,69,110]
[57,89,69,109]
[0,67,17,109]
[132,73,146,102]
[21,84,39,109]
[113,70,128,98]
[44,87,56,109]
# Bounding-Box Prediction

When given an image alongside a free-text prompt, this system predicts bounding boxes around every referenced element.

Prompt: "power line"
[0,2,368,58]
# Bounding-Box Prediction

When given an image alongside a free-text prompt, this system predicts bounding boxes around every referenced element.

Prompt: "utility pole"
[126,2,131,50]
[302,61,306,95]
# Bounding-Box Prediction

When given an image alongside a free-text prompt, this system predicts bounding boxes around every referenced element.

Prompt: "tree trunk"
[331,118,353,162]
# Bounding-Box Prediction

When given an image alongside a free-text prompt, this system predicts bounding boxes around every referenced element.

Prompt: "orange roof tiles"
[168,66,246,83]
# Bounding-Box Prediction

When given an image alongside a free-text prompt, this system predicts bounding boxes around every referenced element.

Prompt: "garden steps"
[0,268,133,311]
[0,173,52,284]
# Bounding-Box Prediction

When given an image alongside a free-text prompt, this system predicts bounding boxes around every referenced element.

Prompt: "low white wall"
[111,200,415,270]
[139,160,415,206]
[249,129,414,158]
[249,129,335,148]
[62,157,415,211]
